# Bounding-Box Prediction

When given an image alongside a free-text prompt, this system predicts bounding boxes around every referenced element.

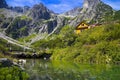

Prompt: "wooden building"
[75,22,89,34]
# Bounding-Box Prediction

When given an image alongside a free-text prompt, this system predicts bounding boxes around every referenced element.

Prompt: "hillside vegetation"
[0,38,24,58]
[5,16,32,39]
[32,22,120,64]
[0,64,29,80]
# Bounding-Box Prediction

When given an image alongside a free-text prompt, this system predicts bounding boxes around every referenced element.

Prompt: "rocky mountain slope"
[0,0,8,8]
[62,7,82,17]
[0,0,119,43]
[0,32,31,50]
[27,3,53,20]
[0,0,69,43]
[69,0,114,26]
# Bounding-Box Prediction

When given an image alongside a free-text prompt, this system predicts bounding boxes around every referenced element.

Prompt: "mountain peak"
[33,3,46,10]
[0,0,8,8]
[28,3,53,20]
[83,0,101,9]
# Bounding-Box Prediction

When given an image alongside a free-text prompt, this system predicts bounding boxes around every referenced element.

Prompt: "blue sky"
[6,0,120,13]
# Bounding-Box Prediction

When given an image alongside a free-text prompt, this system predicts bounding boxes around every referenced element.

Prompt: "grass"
[19,33,36,43]
[0,38,24,57]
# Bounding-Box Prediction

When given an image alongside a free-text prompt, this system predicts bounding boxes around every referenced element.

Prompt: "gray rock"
[5,16,32,39]
[11,6,23,13]
[62,7,82,17]
[0,58,13,67]
[27,3,53,20]
[83,0,101,9]
[23,6,30,13]
[70,0,113,27]
[0,0,8,8]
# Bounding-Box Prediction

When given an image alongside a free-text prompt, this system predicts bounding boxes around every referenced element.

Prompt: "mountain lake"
[19,59,120,80]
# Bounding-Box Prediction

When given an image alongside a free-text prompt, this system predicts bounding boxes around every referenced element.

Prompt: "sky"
[6,0,120,13]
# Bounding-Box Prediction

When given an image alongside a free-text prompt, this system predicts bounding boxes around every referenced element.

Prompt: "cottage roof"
[75,21,89,30]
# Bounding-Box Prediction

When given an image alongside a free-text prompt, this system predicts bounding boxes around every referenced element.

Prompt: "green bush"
[32,23,120,64]
[0,66,29,80]
[114,10,120,20]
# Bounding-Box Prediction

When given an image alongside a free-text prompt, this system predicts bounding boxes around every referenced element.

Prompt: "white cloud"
[46,0,83,13]
[7,0,42,6]
[47,4,72,13]
[7,0,83,13]
[7,0,120,13]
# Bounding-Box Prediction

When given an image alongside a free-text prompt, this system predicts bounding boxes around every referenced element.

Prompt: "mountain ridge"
[0,0,119,43]
[0,0,8,8]
[0,0,120,63]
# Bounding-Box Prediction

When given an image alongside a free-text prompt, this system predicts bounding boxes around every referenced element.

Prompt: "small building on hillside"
[75,21,102,34]
[75,21,89,34]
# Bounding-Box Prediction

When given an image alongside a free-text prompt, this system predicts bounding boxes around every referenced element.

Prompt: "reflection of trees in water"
[29,67,93,80]
[23,59,120,80]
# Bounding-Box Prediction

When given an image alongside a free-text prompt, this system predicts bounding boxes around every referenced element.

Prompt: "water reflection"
[22,59,120,80]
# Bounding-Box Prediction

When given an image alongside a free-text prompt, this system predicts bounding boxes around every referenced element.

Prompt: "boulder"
[0,58,13,67]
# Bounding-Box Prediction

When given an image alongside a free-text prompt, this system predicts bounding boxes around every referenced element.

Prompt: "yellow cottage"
[75,22,89,34]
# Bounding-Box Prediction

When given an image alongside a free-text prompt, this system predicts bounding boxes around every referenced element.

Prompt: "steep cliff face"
[0,0,117,41]
[0,0,8,8]
[62,7,82,17]
[0,2,55,39]
[5,16,32,39]
[25,3,70,39]
[69,0,114,26]
[83,0,101,9]
[80,0,101,20]
[27,3,53,20]
[11,6,24,13]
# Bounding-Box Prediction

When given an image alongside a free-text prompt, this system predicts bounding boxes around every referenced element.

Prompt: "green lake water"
[23,59,120,80]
